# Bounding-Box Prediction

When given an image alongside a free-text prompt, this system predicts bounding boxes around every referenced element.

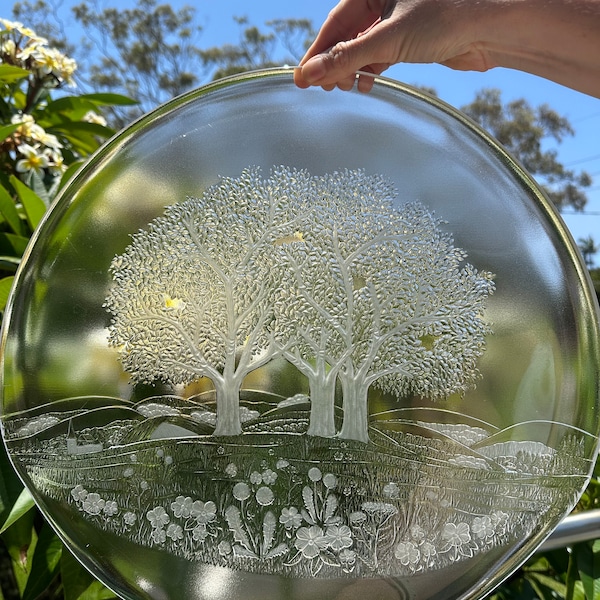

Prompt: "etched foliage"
[105,166,494,440]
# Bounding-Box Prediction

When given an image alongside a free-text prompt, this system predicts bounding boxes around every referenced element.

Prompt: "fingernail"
[302,55,327,83]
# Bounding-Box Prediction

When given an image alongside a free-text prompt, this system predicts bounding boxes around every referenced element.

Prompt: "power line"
[565,153,600,166]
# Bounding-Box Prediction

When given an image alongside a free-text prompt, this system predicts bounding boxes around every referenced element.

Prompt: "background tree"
[461,89,593,211]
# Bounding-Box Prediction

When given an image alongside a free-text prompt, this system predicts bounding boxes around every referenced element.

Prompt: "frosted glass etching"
[4,166,596,583]
[105,166,494,442]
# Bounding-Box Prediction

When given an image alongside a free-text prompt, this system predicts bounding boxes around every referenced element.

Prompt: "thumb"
[297,24,396,87]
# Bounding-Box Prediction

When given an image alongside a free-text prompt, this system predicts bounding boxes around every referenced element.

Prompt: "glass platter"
[1,67,599,600]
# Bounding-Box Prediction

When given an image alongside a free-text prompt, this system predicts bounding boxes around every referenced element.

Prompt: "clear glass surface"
[1,68,599,600]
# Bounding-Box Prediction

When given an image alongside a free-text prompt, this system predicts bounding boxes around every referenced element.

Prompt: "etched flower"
[123,467,134,478]
[491,511,509,536]
[225,463,238,477]
[123,512,137,526]
[218,540,232,556]
[383,481,400,499]
[255,486,274,507]
[441,522,472,550]
[103,500,118,517]
[472,516,495,540]
[276,459,289,470]
[294,525,328,559]
[262,469,278,485]
[409,525,426,544]
[171,495,193,518]
[191,500,217,524]
[71,484,88,502]
[307,467,322,482]
[339,548,356,568]
[82,493,105,516]
[146,506,170,529]
[421,541,437,564]
[166,523,184,541]
[192,523,208,542]
[361,501,397,518]
[151,528,166,544]
[323,525,353,552]
[280,507,302,530]
[322,473,337,490]
[348,511,367,526]
[395,541,420,567]
[232,482,251,501]
[250,471,263,485]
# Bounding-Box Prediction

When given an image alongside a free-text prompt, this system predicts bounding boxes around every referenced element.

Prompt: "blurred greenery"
[0,5,599,599]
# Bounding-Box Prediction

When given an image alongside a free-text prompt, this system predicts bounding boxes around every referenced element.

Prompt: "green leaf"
[22,523,63,600]
[574,541,600,600]
[61,549,117,600]
[0,488,34,535]
[0,276,15,311]
[0,122,21,142]
[0,233,30,257]
[0,64,29,83]
[10,176,47,230]
[77,92,138,106]
[0,184,25,235]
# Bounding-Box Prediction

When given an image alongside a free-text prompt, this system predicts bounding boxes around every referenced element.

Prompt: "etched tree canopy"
[105,166,494,441]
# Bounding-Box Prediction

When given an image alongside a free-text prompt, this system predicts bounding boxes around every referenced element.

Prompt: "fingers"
[294,0,397,91]
[303,0,386,63]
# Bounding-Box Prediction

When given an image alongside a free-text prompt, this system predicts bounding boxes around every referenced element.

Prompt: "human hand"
[294,0,496,92]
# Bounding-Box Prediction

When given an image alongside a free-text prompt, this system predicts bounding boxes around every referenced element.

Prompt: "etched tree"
[105,166,311,435]
[272,170,495,443]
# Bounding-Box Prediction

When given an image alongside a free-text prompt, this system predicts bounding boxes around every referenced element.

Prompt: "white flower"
[255,486,274,506]
[323,524,353,551]
[150,528,166,544]
[15,143,49,175]
[307,467,322,482]
[71,484,88,502]
[472,516,495,540]
[82,493,105,516]
[249,471,262,485]
[261,469,277,485]
[103,500,118,516]
[123,512,137,526]
[191,500,216,524]
[232,482,251,501]
[383,481,400,499]
[322,473,337,489]
[279,507,302,530]
[171,495,193,518]
[441,522,471,548]
[294,525,327,559]
[395,541,420,566]
[166,523,183,541]
[146,506,169,529]
[82,110,107,127]
[225,463,237,477]
[218,540,232,556]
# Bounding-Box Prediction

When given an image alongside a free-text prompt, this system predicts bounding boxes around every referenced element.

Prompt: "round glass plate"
[2,68,599,600]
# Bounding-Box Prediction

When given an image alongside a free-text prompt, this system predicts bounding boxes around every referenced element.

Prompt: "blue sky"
[12,0,600,261]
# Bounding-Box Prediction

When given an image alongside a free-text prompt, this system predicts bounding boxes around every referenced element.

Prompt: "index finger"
[300,0,387,65]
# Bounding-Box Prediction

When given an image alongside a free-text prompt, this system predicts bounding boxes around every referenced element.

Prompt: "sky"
[11,0,600,263]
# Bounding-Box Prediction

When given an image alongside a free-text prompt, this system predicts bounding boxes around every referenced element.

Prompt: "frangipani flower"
[15,143,49,175]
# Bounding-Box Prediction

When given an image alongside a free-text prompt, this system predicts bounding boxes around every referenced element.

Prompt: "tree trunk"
[213,374,242,436]
[338,373,370,443]
[307,366,337,438]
